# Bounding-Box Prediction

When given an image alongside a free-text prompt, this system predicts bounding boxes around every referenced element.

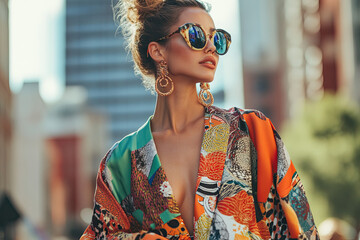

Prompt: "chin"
[197,74,215,83]
[202,78,214,83]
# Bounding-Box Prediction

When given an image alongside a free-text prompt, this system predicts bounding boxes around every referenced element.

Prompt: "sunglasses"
[155,23,231,55]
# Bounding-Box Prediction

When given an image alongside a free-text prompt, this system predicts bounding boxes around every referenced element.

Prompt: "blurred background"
[0,0,359,239]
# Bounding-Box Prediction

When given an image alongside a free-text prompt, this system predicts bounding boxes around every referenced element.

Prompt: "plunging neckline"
[148,107,210,237]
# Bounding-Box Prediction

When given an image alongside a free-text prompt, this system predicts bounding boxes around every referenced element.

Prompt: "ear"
[147,42,167,63]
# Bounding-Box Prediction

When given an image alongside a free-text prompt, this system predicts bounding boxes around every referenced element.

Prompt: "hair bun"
[122,0,165,24]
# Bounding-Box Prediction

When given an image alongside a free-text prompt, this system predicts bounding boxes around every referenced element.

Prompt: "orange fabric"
[277,161,297,198]
[141,233,171,240]
[217,190,256,225]
[243,112,277,203]
[198,151,226,180]
[95,159,130,229]
[280,198,301,238]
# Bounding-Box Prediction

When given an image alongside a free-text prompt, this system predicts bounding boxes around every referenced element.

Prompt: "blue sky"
[10,0,65,103]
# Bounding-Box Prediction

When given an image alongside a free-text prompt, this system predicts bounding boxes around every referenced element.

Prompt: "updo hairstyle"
[113,0,210,91]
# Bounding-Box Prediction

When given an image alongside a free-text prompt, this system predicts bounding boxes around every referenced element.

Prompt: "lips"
[199,56,217,68]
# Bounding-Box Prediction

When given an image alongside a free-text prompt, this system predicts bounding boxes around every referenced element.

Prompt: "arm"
[243,110,319,239]
[80,151,168,240]
[272,128,319,239]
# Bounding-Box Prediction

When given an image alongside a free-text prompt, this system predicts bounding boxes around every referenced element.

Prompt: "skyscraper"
[65,0,155,143]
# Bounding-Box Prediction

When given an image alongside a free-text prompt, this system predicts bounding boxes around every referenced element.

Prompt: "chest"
[153,131,202,205]
[152,128,204,233]
[125,112,259,236]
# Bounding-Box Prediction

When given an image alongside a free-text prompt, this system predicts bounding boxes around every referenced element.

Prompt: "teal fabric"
[160,210,181,224]
[106,116,156,203]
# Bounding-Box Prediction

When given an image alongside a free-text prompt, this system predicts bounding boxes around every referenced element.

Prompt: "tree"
[281,94,360,233]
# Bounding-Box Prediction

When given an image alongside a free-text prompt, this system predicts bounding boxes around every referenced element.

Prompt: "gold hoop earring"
[155,60,174,96]
[198,83,214,107]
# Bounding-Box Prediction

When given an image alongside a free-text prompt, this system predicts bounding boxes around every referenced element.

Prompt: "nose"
[204,37,216,54]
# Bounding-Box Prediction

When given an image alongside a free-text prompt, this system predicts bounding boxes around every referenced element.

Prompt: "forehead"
[173,7,215,32]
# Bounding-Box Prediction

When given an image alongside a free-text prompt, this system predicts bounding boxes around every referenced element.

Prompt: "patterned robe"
[81,106,319,240]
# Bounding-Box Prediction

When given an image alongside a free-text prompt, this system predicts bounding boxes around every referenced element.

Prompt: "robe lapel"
[193,107,229,239]
[130,117,182,229]
[130,108,230,238]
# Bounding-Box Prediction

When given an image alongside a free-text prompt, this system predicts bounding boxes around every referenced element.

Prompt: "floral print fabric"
[81,106,319,240]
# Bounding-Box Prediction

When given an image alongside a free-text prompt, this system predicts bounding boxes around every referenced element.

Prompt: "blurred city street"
[1,0,360,239]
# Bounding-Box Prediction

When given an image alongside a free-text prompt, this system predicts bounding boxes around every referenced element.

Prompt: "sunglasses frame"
[155,23,232,55]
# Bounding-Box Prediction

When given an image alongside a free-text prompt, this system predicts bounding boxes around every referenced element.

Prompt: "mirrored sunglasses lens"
[188,25,206,49]
[214,32,227,55]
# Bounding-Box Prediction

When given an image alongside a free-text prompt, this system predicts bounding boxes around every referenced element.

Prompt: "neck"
[151,79,205,134]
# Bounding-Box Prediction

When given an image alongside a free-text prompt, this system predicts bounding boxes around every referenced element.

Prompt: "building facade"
[239,0,286,128]
[10,82,47,238]
[44,86,108,237]
[65,0,156,144]
[0,0,11,192]
[352,0,360,103]
[240,0,359,129]
[284,0,358,116]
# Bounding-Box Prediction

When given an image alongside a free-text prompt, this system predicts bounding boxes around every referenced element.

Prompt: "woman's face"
[164,7,219,83]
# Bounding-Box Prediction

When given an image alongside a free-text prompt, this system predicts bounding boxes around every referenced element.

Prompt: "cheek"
[166,40,195,75]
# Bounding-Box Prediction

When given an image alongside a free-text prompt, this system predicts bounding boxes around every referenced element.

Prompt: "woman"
[81,0,319,239]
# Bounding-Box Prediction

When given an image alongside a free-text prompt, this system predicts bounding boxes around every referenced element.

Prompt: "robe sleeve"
[243,111,319,239]
[271,123,319,239]
[80,151,169,240]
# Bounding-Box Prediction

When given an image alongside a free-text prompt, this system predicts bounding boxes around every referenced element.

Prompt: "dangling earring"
[198,82,214,107]
[155,60,174,96]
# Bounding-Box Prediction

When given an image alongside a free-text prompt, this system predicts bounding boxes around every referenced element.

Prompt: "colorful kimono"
[81,106,319,240]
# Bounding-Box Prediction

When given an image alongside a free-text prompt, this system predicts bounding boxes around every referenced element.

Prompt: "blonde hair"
[113,0,210,92]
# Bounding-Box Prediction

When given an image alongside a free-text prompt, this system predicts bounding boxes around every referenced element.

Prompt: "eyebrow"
[193,22,216,32]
